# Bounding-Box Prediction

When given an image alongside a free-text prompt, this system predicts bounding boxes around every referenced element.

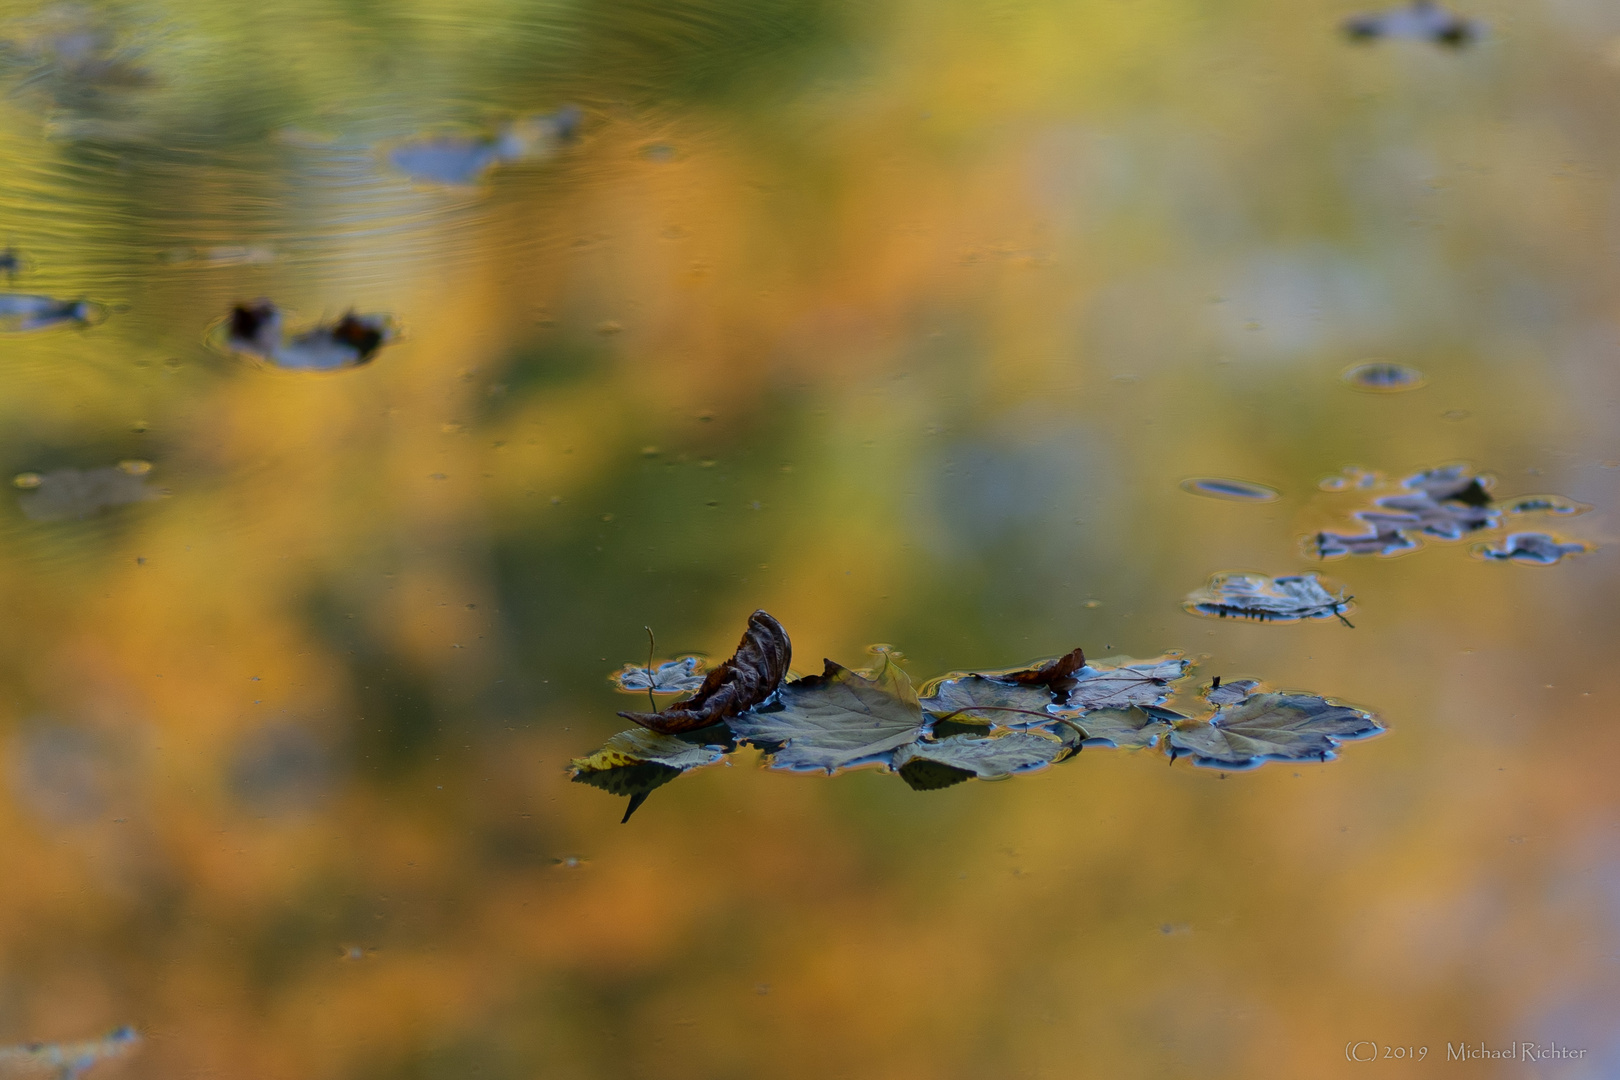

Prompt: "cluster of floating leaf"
[575,611,1383,821]
[1312,464,1590,565]
[0,1026,139,1079]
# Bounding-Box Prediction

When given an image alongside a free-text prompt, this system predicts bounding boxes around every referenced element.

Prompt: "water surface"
[0,0,1616,1077]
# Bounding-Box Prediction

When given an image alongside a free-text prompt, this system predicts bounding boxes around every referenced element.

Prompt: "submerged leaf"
[1061,655,1191,711]
[730,653,925,772]
[1476,532,1589,565]
[16,463,160,521]
[1184,572,1353,626]
[893,730,1073,791]
[1167,691,1382,769]
[569,728,729,822]
[613,656,706,694]
[620,610,791,734]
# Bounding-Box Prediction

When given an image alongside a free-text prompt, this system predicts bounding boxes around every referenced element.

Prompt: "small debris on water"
[1342,360,1426,392]
[1179,477,1279,502]
[1343,0,1481,46]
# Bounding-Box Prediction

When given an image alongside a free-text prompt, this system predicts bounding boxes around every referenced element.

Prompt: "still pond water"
[0,0,1616,1076]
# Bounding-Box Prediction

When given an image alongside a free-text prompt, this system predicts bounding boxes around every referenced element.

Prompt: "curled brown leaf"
[1000,647,1085,694]
[619,610,791,734]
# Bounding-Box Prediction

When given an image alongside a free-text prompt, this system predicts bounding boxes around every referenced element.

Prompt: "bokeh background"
[0,0,1616,1075]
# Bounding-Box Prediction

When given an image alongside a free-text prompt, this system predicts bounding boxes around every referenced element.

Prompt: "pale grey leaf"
[1167,692,1382,769]
[1063,656,1191,711]
[613,656,707,694]
[1185,573,1353,625]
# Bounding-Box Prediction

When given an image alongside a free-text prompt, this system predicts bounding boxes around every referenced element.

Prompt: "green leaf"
[1166,692,1382,769]
[1068,706,1172,748]
[730,651,926,773]
[893,730,1074,791]
[569,728,730,822]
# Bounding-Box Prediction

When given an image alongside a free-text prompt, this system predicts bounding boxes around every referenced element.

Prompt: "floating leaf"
[1184,572,1354,627]
[620,610,791,734]
[1342,361,1425,392]
[1167,691,1382,769]
[573,618,1383,819]
[1062,655,1191,711]
[1066,706,1171,748]
[1313,527,1417,559]
[1476,532,1589,565]
[569,727,729,822]
[1179,477,1279,502]
[917,648,1083,727]
[893,730,1074,791]
[389,107,581,185]
[1505,495,1590,516]
[612,656,706,694]
[729,652,925,773]
[277,312,394,370]
[218,301,397,371]
[919,675,1061,727]
[0,292,104,332]
[1205,678,1260,706]
[1343,0,1480,46]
